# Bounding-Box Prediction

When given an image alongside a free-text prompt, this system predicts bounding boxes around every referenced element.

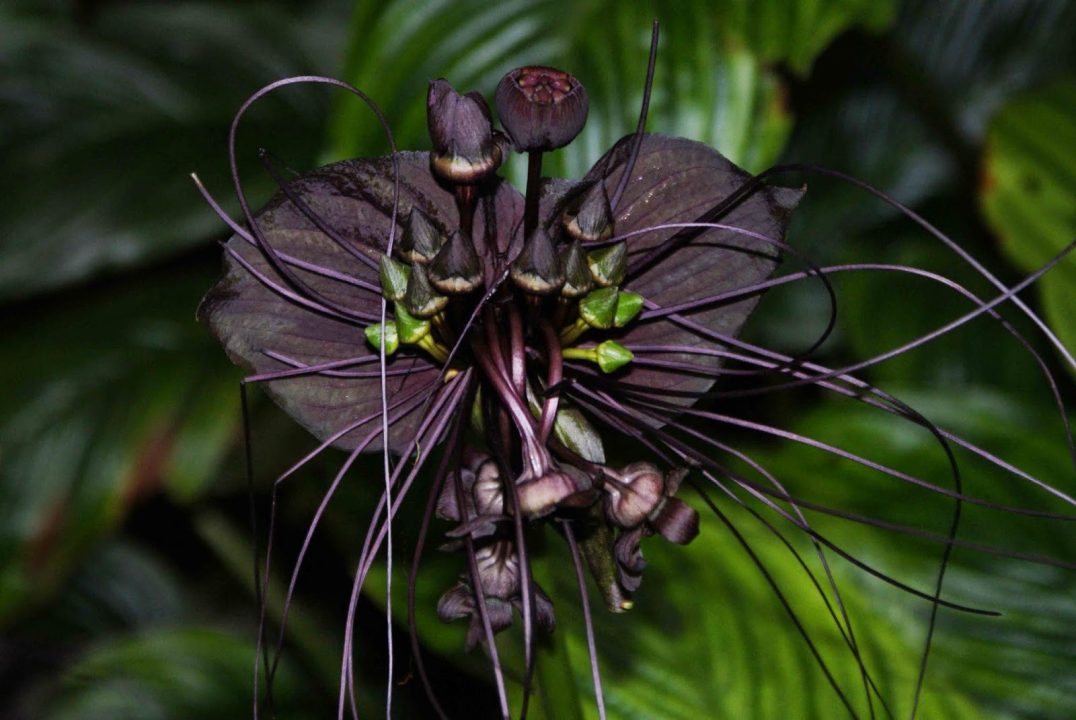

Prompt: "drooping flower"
[195,25,1076,720]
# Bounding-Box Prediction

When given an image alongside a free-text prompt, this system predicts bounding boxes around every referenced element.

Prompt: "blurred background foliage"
[1,1,1074,718]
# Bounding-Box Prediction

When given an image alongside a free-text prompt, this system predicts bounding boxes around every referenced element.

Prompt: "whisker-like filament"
[194,30,1074,720]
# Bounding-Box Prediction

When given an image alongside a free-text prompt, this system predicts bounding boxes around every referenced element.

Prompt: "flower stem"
[524,151,544,239]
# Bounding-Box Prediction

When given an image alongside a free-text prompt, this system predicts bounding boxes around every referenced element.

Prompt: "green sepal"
[524,383,605,463]
[577,504,632,612]
[364,321,399,355]
[404,262,448,318]
[429,230,482,294]
[579,287,618,329]
[510,226,565,295]
[470,386,485,435]
[393,302,430,344]
[614,291,644,327]
[587,242,627,287]
[563,181,614,244]
[560,240,594,298]
[378,254,411,302]
[595,340,633,373]
[399,206,444,264]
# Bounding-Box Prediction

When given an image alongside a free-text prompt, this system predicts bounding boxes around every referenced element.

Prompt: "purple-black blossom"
[194,24,1076,720]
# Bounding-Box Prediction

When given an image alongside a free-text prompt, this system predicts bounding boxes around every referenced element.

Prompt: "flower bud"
[650,497,699,545]
[436,582,474,622]
[560,241,594,298]
[563,182,613,243]
[516,469,578,518]
[511,226,565,295]
[474,540,520,598]
[393,302,430,344]
[595,340,634,374]
[495,66,588,152]
[398,207,444,264]
[613,290,644,327]
[605,462,665,528]
[404,262,448,318]
[613,526,647,593]
[364,321,398,355]
[427,79,503,184]
[472,459,504,516]
[429,230,483,294]
[435,468,474,522]
[520,584,557,632]
[378,254,410,302]
[579,287,618,329]
[587,242,627,287]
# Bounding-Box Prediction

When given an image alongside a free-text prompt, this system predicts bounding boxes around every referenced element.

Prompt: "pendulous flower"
[194,25,1076,720]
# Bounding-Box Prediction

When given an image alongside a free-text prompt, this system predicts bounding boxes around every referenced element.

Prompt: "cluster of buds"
[435,453,556,647]
[374,66,700,646]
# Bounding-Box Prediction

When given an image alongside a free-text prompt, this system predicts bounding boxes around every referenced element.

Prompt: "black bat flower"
[196,23,1076,720]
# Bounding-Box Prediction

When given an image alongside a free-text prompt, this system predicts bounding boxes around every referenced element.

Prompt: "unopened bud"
[605,462,665,528]
[393,302,430,344]
[495,66,588,153]
[511,226,564,295]
[364,321,398,355]
[579,287,618,329]
[429,231,482,294]
[378,254,411,302]
[613,290,644,327]
[404,262,448,318]
[595,340,633,373]
[587,242,627,287]
[560,241,593,298]
[398,207,444,264]
[563,182,613,243]
[474,541,520,598]
[427,79,503,184]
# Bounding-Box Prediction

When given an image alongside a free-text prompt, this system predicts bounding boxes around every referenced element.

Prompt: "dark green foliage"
[2,1,1074,718]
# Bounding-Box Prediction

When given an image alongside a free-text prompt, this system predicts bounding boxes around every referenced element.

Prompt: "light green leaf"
[0,1,342,301]
[0,270,238,625]
[328,1,896,179]
[981,78,1076,366]
[747,388,1076,718]
[31,628,320,720]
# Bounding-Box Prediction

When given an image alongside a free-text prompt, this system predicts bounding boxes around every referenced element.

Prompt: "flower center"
[513,66,576,105]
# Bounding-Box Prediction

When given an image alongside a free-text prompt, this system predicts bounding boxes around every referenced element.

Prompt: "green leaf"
[744,388,1076,718]
[328,1,896,178]
[981,78,1076,366]
[724,0,895,75]
[33,628,322,720]
[0,1,340,301]
[0,269,238,625]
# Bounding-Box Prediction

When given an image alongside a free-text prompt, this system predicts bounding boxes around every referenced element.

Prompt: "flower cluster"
[196,32,1075,720]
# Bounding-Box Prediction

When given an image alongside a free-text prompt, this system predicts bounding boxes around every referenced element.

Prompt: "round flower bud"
[495,66,588,152]
[427,79,503,184]
[605,462,665,528]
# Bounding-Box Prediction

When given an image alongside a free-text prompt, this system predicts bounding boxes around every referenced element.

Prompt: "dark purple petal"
[198,152,524,452]
[580,134,803,402]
